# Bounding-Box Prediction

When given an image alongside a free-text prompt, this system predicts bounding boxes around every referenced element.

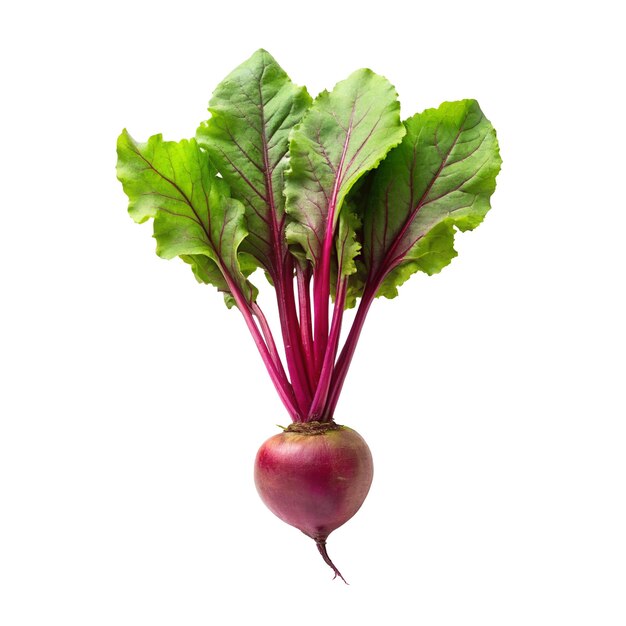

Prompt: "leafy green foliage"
[361,99,502,299]
[331,207,363,309]
[196,49,311,279]
[116,51,502,423]
[285,69,405,272]
[116,130,257,306]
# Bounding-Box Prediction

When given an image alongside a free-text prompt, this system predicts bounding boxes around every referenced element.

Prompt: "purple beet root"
[254,421,374,582]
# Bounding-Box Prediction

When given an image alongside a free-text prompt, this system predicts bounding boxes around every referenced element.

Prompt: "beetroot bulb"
[117,49,501,581]
[254,422,373,582]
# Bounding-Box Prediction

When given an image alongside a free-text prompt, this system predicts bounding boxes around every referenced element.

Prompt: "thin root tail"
[315,539,348,584]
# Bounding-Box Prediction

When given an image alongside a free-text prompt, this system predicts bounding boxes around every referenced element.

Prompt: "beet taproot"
[254,422,373,582]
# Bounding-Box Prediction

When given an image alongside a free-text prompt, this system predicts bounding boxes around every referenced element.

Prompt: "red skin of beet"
[254,424,373,581]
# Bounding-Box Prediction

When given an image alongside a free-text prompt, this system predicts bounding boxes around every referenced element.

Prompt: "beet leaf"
[325,99,502,417]
[196,49,313,413]
[116,130,299,418]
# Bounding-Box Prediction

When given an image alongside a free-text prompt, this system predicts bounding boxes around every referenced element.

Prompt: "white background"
[1,0,624,624]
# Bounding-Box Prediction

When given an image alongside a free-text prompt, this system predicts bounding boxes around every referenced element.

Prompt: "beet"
[254,421,374,582]
[119,50,503,582]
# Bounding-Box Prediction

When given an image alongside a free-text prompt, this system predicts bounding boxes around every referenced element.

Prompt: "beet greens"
[116,48,501,423]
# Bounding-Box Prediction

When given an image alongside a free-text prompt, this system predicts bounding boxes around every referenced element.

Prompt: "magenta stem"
[312,111,354,375]
[222,269,300,420]
[323,284,377,420]
[308,277,347,420]
[251,302,285,376]
[312,258,329,374]
[296,263,316,385]
[275,257,313,417]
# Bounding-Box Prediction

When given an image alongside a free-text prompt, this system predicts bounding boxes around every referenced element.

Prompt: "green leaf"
[374,222,458,299]
[116,130,257,306]
[362,99,502,299]
[336,209,361,279]
[196,49,312,278]
[330,205,363,309]
[285,69,405,273]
